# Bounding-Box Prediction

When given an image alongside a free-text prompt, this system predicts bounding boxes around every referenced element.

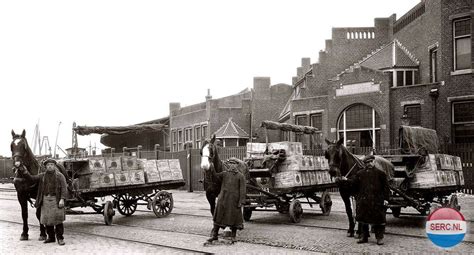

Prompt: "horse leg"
[206,192,216,215]
[36,207,46,240]
[341,192,355,237]
[17,193,29,240]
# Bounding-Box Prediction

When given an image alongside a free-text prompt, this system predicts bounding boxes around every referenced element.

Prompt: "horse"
[324,137,394,238]
[200,134,249,215]
[11,129,46,241]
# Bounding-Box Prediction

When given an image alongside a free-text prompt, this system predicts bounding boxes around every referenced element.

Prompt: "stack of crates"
[410,154,462,189]
[140,159,184,183]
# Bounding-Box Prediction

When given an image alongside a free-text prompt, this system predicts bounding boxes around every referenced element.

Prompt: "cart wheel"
[289,199,303,223]
[152,191,173,218]
[117,193,138,216]
[319,191,332,216]
[103,201,115,225]
[243,207,253,221]
[391,207,401,218]
[449,194,461,211]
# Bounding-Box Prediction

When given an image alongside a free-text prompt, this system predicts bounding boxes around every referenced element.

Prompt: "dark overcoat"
[34,170,67,208]
[347,166,390,224]
[210,164,246,229]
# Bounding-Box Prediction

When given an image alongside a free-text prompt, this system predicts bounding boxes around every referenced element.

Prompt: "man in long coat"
[34,159,68,245]
[206,160,246,244]
[339,155,390,245]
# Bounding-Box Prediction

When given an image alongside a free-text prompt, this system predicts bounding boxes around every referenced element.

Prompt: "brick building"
[169,79,292,152]
[280,0,473,151]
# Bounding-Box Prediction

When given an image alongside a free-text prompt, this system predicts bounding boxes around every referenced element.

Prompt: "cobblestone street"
[0,184,473,254]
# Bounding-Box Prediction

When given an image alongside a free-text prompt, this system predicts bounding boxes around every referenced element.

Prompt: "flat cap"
[43,158,57,166]
[362,155,375,163]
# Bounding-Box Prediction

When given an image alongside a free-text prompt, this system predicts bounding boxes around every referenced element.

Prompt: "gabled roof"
[334,39,419,79]
[278,93,294,122]
[214,118,249,139]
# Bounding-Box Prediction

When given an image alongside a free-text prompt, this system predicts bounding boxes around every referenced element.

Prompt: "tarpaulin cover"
[74,124,167,135]
[260,120,319,134]
[399,125,439,154]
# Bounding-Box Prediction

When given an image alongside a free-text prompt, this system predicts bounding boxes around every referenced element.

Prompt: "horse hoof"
[38,235,46,241]
[20,234,29,241]
[347,232,354,237]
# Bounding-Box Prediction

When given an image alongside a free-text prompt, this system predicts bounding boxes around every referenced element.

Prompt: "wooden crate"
[272,171,302,189]
[105,157,122,172]
[246,143,267,154]
[453,156,462,171]
[168,159,183,180]
[137,159,147,170]
[88,158,106,172]
[114,171,132,186]
[268,142,303,156]
[122,156,139,171]
[159,170,173,181]
[129,170,146,185]
[144,160,159,172]
[145,170,161,183]
[278,155,302,172]
[157,160,170,172]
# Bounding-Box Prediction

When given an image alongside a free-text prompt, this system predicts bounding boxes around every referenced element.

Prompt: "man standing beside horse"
[34,158,67,245]
[337,155,390,245]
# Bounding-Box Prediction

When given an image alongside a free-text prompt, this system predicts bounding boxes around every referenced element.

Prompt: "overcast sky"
[0,0,418,157]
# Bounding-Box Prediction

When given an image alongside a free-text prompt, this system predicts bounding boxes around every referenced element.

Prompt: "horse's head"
[200,134,218,171]
[324,137,345,177]
[11,130,28,168]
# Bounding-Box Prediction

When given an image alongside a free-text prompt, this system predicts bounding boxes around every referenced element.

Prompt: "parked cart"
[243,121,336,223]
[382,126,464,217]
[61,157,185,225]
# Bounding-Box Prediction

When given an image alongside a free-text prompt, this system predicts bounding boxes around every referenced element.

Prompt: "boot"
[43,237,55,244]
[230,228,237,244]
[357,237,368,244]
[57,239,65,246]
[206,226,219,243]
[376,238,384,245]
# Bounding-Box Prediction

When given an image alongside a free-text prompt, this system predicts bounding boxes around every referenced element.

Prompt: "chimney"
[205,89,212,101]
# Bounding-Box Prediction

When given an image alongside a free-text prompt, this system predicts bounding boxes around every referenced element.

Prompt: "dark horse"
[325,137,393,237]
[11,130,46,240]
[199,134,248,215]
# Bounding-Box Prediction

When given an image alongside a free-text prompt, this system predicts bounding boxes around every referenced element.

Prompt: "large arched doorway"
[337,104,381,149]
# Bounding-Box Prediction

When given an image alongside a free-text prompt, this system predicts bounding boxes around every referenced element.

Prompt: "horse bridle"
[327,144,357,178]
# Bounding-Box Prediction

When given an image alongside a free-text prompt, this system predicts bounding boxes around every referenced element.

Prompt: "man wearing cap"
[338,155,390,245]
[34,158,67,245]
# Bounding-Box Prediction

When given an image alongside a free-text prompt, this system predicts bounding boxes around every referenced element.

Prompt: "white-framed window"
[178,129,183,151]
[337,104,381,149]
[202,125,208,140]
[430,47,438,82]
[385,69,418,87]
[195,126,201,149]
[452,100,474,143]
[172,130,177,152]
[453,18,471,71]
[184,128,193,149]
[310,113,323,149]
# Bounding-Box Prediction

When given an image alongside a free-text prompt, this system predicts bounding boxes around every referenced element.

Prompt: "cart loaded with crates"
[243,121,336,223]
[58,124,185,225]
[382,126,465,217]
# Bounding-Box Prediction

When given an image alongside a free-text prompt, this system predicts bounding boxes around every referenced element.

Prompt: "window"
[337,104,381,149]
[280,130,290,141]
[178,130,183,151]
[453,18,471,71]
[405,71,413,85]
[202,125,208,140]
[184,128,193,149]
[172,130,177,152]
[404,104,421,126]
[295,115,308,149]
[386,71,393,87]
[393,70,417,87]
[310,113,323,149]
[453,101,474,143]
[396,71,404,87]
[195,126,201,149]
[430,47,438,82]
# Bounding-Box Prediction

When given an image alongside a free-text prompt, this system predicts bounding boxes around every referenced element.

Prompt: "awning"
[260,120,319,135]
[74,124,167,136]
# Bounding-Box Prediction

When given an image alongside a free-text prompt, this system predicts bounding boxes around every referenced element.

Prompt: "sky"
[0,0,418,157]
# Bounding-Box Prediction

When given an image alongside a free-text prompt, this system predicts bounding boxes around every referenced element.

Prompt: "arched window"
[337,104,381,149]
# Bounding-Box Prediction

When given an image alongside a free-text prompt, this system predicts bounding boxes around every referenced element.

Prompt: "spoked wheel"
[117,193,138,216]
[449,194,461,211]
[103,201,115,225]
[289,199,303,223]
[243,207,253,221]
[391,207,401,218]
[319,191,332,216]
[152,191,174,218]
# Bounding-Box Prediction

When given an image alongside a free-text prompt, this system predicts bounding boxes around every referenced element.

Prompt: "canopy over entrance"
[74,124,167,136]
